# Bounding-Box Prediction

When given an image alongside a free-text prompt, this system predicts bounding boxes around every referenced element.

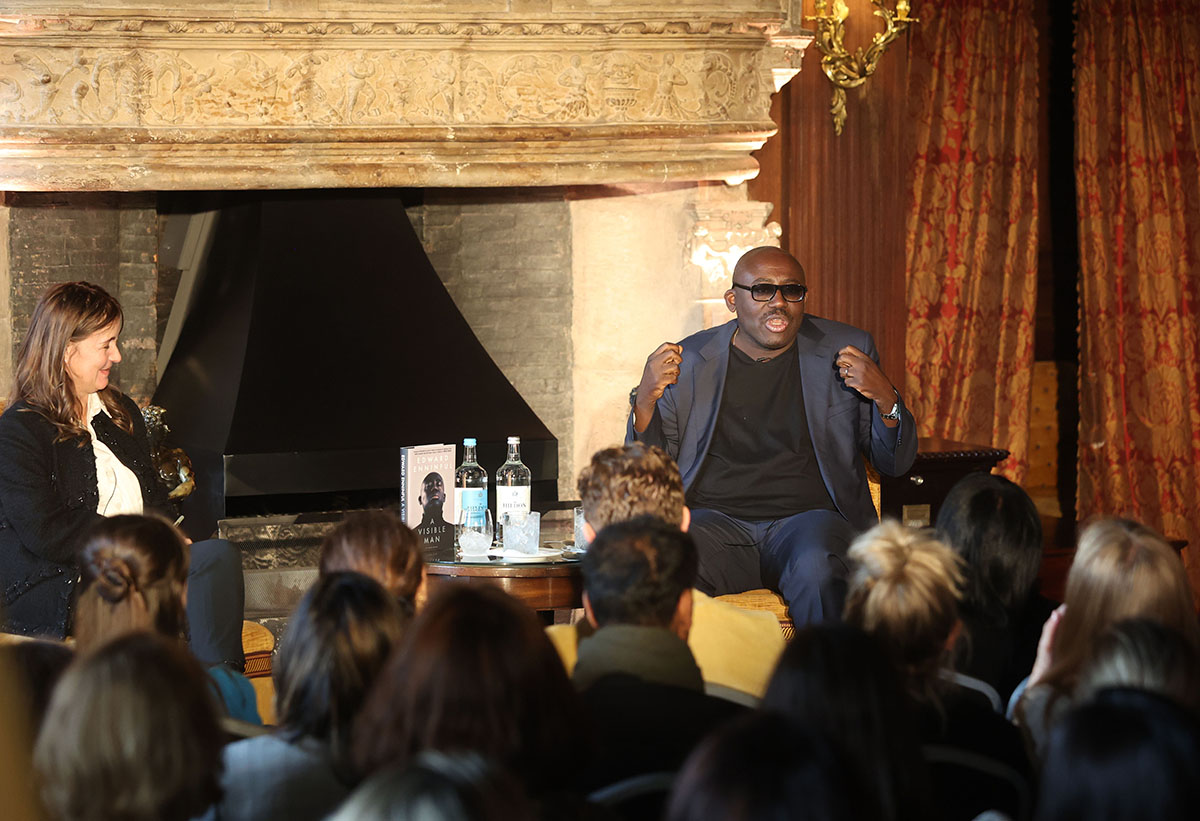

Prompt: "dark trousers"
[186,538,245,671]
[688,508,855,627]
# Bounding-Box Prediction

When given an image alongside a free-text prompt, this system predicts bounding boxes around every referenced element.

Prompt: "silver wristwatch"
[881,392,902,421]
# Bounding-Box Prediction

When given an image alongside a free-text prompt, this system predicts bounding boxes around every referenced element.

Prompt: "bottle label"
[496,486,530,516]
[455,488,487,525]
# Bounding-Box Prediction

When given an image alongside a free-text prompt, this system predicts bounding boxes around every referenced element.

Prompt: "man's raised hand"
[834,345,896,408]
[633,342,683,432]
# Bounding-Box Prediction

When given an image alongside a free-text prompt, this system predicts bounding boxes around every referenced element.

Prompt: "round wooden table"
[422,516,584,614]
[424,556,583,611]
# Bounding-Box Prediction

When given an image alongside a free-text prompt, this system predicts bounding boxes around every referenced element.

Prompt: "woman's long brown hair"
[11,281,131,441]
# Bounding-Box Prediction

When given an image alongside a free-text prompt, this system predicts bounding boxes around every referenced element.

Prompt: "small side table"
[877,437,1010,527]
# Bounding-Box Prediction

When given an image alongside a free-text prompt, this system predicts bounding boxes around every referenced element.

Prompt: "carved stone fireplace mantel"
[0,1,811,190]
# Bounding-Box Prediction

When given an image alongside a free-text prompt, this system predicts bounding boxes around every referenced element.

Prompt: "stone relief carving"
[0,7,810,188]
[0,17,764,38]
[0,44,774,128]
[688,193,782,287]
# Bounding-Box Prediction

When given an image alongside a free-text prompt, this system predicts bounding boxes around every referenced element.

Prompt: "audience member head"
[581,515,698,638]
[665,712,853,821]
[843,521,965,703]
[1040,518,1198,699]
[13,280,129,437]
[576,443,688,537]
[0,639,73,734]
[353,584,584,794]
[73,514,189,653]
[34,631,223,821]
[1034,687,1200,821]
[329,752,530,821]
[320,510,426,616]
[935,472,1043,622]
[763,624,929,821]
[1076,618,1200,715]
[274,572,407,764]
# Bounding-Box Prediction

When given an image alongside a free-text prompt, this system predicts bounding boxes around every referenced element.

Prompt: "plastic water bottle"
[454,438,488,530]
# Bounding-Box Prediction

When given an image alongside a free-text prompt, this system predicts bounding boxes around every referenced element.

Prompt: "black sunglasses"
[733,282,808,303]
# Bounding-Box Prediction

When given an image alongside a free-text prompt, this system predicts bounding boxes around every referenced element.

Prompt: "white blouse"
[85,392,144,516]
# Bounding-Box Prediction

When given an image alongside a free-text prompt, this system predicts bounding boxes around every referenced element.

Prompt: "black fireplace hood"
[153,190,557,539]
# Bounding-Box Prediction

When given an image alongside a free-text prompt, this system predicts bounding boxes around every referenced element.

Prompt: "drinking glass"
[457,508,494,557]
[573,506,590,551]
[502,510,541,555]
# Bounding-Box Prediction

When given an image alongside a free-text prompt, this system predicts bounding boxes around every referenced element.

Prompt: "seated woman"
[844,521,1030,821]
[0,281,244,670]
[935,473,1055,701]
[34,631,224,821]
[74,514,259,723]
[319,509,426,619]
[762,624,931,821]
[1014,518,1200,758]
[213,571,407,821]
[353,584,585,816]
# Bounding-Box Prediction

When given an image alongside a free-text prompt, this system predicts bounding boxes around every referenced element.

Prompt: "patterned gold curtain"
[1076,0,1200,563]
[904,0,1040,481]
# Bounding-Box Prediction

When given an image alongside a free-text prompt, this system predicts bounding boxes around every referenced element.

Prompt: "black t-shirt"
[686,342,836,520]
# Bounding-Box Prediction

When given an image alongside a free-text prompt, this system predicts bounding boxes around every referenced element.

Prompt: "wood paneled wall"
[749,3,910,384]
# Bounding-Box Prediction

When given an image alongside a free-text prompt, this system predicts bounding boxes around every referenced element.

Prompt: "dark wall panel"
[749,9,910,384]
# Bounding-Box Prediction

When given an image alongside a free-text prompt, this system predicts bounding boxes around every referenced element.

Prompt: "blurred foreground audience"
[935,474,1054,702]
[73,514,188,653]
[762,623,931,821]
[1034,687,1200,821]
[844,520,1031,820]
[1075,617,1200,713]
[1015,518,1199,758]
[664,712,854,821]
[352,584,588,818]
[0,638,73,735]
[0,646,45,821]
[329,751,531,821]
[16,495,1200,821]
[207,572,406,821]
[75,514,260,723]
[574,516,744,794]
[35,632,223,821]
[319,510,426,620]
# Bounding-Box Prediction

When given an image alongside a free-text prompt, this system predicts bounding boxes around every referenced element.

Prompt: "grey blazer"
[626,316,917,531]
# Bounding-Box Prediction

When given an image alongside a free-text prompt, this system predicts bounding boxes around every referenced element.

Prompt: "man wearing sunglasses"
[626,246,916,626]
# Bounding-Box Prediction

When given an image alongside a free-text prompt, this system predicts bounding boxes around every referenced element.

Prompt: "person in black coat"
[0,281,243,669]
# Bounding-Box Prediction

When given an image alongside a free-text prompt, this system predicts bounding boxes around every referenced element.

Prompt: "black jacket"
[0,393,167,637]
[573,625,745,792]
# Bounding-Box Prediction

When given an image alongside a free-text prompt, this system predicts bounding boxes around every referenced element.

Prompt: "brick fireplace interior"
[1,180,776,508]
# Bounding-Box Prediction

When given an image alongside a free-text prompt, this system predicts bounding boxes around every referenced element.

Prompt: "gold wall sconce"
[806,0,918,135]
